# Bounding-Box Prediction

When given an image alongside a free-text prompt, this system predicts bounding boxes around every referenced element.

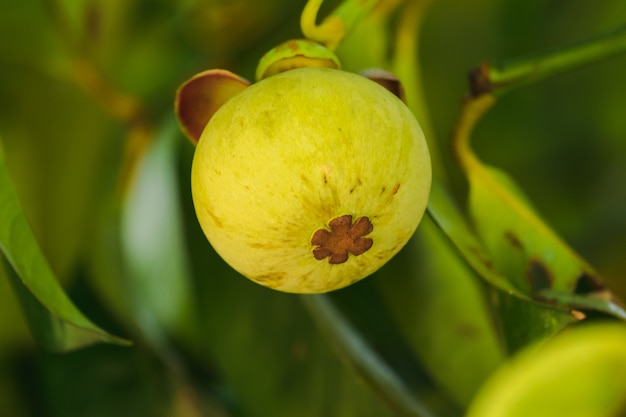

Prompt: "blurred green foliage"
[1,0,626,416]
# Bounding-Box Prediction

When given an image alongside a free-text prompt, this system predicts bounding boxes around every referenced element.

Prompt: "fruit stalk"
[301,294,438,417]
[301,0,379,50]
[390,0,443,180]
[470,23,626,97]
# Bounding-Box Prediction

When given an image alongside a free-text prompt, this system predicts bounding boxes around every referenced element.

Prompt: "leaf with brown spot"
[467,148,602,295]
[175,69,250,144]
[426,181,582,354]
[451,95,626,321]
[527,258,553,293]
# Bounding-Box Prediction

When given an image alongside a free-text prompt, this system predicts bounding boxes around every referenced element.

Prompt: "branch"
[469,24,626,97]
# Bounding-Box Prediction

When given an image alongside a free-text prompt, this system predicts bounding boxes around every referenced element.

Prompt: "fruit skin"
[191,67,431,293]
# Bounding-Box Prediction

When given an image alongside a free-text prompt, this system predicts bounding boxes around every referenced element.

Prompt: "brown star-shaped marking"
[311,215,374,264]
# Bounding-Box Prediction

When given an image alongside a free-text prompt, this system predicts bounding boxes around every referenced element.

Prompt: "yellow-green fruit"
[191,67,431,293]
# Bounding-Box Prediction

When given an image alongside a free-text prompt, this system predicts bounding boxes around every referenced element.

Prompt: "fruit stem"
[391,0,446,181]
[392,0,432,129]
[450,95,495,172]
[469,23,626,97]
[458,24,626,169]
[301,294,439,417]
[301,0,379,51]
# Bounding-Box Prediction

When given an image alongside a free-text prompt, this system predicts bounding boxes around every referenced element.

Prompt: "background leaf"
[302,293,443,417]
[468,162,595,294]
[449,94,626,332]
[467,154,626,318]
[426,180,520,296]
[489,289,576,353]
[0,140,129,352]
[376,218,505,407]
[426,178,579,352]
[120,117,198,347]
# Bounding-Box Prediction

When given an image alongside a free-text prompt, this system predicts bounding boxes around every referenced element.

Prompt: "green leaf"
[120,117,197,346]
[468,163,594,294]
[0,0,64,68]
[377,217,505,407]
[0,255,30,352]
[468,162,626,314]
[195,272,405,417]
[537,289,626,321]
[451,95,626,322]
[427,180,521,296]
[0,63,122,282]
[301,293,439,417]
[489,288,576,353]
[466,322,626,417]
[40,344,177,417]
[426,180,577,352]
[0,139,129,352]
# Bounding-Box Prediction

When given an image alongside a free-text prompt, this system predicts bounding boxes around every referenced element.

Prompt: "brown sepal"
[359,68,406,103]
[175,69,250,144]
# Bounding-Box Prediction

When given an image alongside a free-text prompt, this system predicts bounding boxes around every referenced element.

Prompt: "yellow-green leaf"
[452,95,625,320]
[0,140,129,352]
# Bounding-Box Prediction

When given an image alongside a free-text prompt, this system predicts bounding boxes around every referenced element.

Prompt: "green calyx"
[255,39,341,81]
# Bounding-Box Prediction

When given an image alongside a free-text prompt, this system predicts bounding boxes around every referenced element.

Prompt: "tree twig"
[469,24,626,97]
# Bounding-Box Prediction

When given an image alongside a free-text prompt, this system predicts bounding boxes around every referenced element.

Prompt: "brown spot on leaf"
[527,258,553,293]
[468,245,494,270]
[504,230,524,250]
[574,271,605,294]
[456,323,480,340]
[311,215,373,264]
[392,183,400,195]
